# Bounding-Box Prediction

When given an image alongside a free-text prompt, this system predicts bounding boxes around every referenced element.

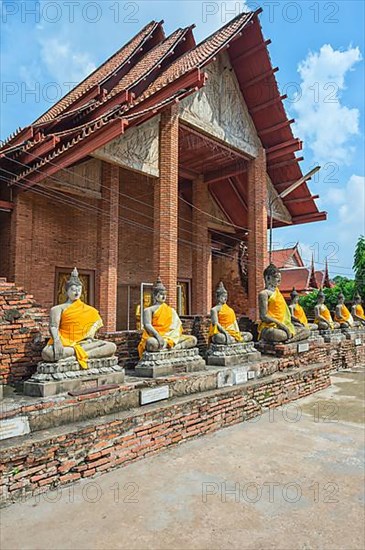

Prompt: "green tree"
[353,235,365,299]
[299,278,356,317]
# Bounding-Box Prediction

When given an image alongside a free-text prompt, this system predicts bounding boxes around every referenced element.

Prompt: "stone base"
[341,328,364,341]
[23,356,125,397]
[255,337,323,357]
[319,329,346,343]
[135,347,206,378]
[206,342,261,366]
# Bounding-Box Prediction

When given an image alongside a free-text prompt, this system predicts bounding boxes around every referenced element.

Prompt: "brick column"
[247,148,267,321]
[192,175,212,315]
[9,191,33,288]
[96,162,119,331]
[153,105,179,309]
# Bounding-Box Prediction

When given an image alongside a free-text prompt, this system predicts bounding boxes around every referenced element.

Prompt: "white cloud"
[292,44,362,166]
[337,175,365,243]
[38,36,96,84]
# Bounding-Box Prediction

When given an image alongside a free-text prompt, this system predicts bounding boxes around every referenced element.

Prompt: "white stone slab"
[232,368,248,385]
[140,385,169,405]
[248,371,256,380]
[355,338,362,346]
[298,342,310,353]
[0,416,30,441]
[217,370,234,388]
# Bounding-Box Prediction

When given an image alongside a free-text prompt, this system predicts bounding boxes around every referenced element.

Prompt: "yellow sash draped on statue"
[315,305,334,329]
[355,304,365,320]
[294,304,308,326]
[138,303,183,358]
[335,304,354,326]
[209,303,243,342]
[48,299,103,369]
[258,287,295,339]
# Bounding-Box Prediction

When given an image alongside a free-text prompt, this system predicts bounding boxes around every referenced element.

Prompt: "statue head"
[216,281,228,305]
[152,276,167,304]
[290,287,299,304]
[263,263,281,289]
[65,267,82,302]
[317,289,325,304]
[354,292,362,304]
[338,292,345,304]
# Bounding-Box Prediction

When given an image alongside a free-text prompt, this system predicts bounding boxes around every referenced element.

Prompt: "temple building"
[272,244,332,300]
[0,10,326,331]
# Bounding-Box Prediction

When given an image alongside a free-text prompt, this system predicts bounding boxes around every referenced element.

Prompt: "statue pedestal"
[206,342,260,366]
[341,328,363,341]
[255,336,324,356]
[24,356,125,397]
[135,348,206,378]
[319,329,346,344]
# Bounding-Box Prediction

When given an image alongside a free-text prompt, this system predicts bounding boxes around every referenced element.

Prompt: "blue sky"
[1,0,364,278]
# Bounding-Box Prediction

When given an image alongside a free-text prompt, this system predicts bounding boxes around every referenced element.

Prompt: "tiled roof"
[0,9,326,228]
[272,247,297,268]
[140,12,254,98]
[33,21,162,125]
[280,268,311,292]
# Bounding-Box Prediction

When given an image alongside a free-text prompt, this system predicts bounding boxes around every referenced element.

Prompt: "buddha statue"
[137,277,197,358]
[314,290,340,330]
[135,293,152,330]
[289,288,318,331]
[334,292,355,329]
[258,264,310,343]
[209,282,253,344]
[41,268,116,368]
[351,293,365,326]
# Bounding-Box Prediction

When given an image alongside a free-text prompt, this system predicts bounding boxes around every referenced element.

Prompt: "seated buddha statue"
[137,277,197,358]
[334,292,355,329]
[314,290,340,331]
[258,264,310,343]
[41,268,116,368]
[289,288,318,331]
[351,293,365,326]
[209,281,253,344]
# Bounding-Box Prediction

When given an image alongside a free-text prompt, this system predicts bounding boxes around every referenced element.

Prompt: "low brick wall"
[0,279,48,384]
[329,338,365,370]
[0,363,330,505]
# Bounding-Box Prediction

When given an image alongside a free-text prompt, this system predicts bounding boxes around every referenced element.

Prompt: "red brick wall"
[247,148,268,320]
[192,176,212,315]
[96,163,119,331]
[153,105,179,308]
[0,213,11,280]
[0,278,48,384]
[0,363,331,504]
[8,190,99,311]
[212,244,249,316]
[178,199,193,280]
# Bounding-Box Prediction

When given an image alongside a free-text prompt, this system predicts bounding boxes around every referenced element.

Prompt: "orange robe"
[138,303,185,358]
[315,305,334,329]
[293,303,308,326]
[209,303,243,343]
[258,287,295,339]
[48,299,103,369]
[335,304,354,326]
[354,304,365,320]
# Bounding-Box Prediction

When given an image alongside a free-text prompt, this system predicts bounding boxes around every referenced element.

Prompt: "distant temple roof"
[276,247,333,298]
[0,10,326,226]
[271,243,304,268]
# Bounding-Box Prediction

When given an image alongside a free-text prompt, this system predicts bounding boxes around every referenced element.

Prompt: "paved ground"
[1,369,364,550]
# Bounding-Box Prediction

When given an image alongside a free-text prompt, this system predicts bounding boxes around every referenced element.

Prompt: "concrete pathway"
[1,370,364,550]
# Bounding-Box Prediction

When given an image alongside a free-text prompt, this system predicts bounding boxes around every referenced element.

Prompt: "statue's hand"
[279,324,291,339]
[53,339,64,360]
[156,335,166,349]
